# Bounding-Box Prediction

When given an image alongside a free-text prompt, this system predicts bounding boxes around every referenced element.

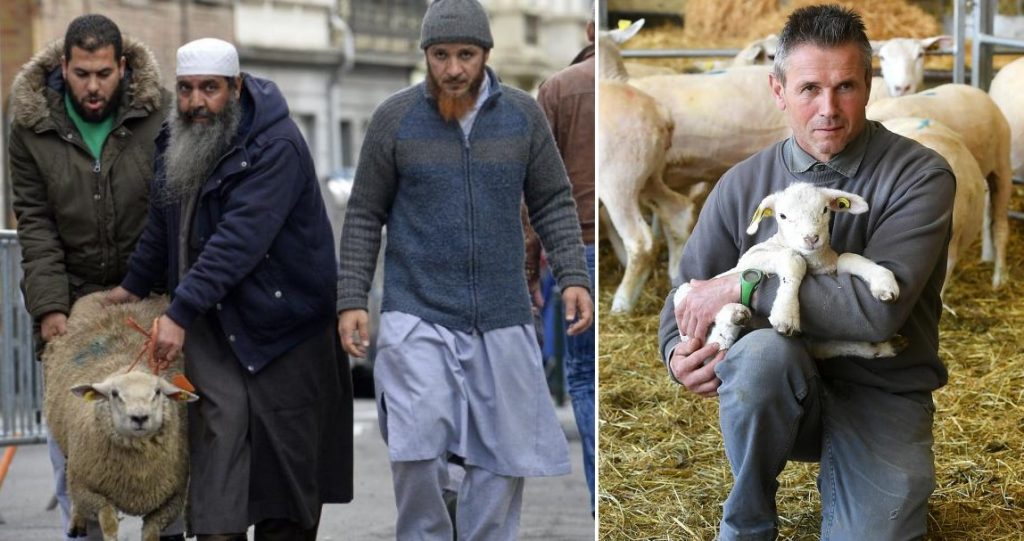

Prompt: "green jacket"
[9,37,169,319]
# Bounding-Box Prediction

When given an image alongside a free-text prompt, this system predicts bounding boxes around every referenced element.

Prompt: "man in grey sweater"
[659,5,955,540]
[337,0,593,539]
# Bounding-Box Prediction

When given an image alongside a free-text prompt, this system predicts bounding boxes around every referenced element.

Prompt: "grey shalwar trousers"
[714,329,936,541]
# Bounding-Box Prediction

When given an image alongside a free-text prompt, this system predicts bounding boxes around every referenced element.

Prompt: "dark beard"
[69,83,123,122]
[156,97,241,207]
[427,68,485,122]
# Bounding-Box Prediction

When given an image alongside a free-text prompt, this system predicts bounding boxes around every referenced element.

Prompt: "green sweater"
[659,121,955,394]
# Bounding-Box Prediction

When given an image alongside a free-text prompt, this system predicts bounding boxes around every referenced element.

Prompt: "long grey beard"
[157,98,241,206]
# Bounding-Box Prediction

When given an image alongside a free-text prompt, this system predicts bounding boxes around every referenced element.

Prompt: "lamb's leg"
[807,335,909,359]
[836,252,899,302]
[142,493,186,541]
[604,194,656,313]
[70,485,118,541]
[761,253,806,336]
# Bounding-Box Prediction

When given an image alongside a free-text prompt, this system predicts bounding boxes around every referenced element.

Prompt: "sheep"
[597,20,790,312]
[673,183,903,359]
[42,292,198,541]
[867,83,1011,289]
[599,80,688,312]
[871,36,952,97]
[597,21,698,312]
[988,56,1024,177]
[882,117,988,302]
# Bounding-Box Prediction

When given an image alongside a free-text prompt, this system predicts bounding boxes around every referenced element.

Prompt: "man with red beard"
[8,14,179,541]
[108,38,352,541]
[337,0,593,539]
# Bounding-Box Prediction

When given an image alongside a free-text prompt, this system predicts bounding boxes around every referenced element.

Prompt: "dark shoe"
[159,536,186,541]
[196,535,247,541]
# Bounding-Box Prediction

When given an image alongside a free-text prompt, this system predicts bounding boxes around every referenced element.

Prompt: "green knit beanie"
[420,0,494,51]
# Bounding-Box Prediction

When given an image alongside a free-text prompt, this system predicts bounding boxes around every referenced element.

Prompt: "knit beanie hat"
[420,0,494,51]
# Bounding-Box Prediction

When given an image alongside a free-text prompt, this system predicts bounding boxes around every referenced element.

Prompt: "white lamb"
[673,183,904,358]
[43,292,198,541]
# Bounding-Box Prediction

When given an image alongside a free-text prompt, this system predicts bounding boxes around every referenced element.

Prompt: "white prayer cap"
[176,38,239,77]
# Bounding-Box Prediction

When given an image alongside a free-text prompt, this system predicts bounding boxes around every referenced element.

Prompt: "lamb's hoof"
[67,525,88,538]
[872,286,899,303]
[773,322,800,336]
[728,305,752,326]
[872,335,909,358]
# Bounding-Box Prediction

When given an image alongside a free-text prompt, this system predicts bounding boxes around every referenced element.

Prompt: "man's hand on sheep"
[675,274,742,344]
[339,309,370,359]
[562,286,594,336]
[103,286,141,306]
[155,315,185,363]
[669,339,726,398]
[40,311,68,342]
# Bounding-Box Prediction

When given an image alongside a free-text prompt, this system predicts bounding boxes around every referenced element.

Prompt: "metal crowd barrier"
[0,230,46,445]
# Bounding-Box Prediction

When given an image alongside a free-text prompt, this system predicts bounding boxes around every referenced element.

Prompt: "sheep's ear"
[821,189,869,214]
[921,35,953,51]
[746,194,777,235]
[70,383,108,401]
[157,377,199,403]
[609,18,644,45]
[869,39,886,54]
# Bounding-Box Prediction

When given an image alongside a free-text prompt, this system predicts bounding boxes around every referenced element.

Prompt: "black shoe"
[159,535,186,541]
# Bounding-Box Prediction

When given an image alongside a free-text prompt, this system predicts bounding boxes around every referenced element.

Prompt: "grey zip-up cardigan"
[337,67,589,332]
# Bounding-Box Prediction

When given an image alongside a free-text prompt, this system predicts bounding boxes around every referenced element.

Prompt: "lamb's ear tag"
[83,390,98,401]
[750,207,772,226]
[762,208,774,217]
[836,197,851,209]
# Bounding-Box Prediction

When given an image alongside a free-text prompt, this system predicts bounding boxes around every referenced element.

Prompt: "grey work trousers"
[715,329,936,541]
[391,457,524,541]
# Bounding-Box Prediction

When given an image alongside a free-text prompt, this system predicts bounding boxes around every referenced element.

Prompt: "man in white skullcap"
[108,37,353,541]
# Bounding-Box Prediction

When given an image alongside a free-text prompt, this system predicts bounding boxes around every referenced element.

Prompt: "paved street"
[0,398,593,540]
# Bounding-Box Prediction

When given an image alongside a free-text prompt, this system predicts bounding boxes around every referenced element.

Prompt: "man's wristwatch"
[739,268,764,308]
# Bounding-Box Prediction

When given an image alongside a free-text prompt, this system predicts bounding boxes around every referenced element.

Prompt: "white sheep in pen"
[598,20,791,313]
[673,183,904,359]
[868,83,1012,289]
[881,117,988,302]
[988,56,1024,178]
[871,36,953,97]
[43,292,197,541]
[598,21,695,312]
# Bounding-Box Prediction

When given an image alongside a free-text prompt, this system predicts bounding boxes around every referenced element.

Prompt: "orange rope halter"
[124,317,173,375]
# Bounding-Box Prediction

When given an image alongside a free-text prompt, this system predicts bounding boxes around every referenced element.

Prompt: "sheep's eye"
[111,390,119,399]
[154,389,161,398]
[916,51,924,59]
[779,213,787,220]
[822,207,828,214]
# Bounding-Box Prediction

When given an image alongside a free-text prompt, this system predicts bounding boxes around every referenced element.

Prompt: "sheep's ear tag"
[835,197,851,210]
[751,207,773,225]
[83,390,98,401]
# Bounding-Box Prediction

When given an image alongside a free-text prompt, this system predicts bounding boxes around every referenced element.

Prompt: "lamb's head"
[746,183,868,254]
[873,36,952,97]
[71,371,198,439]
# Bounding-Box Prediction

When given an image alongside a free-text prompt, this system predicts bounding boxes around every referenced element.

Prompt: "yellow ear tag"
[836,197,851,209]
[83,390,98,401]
[618,19,632,30]
[178,393,190,402]
[762,208,774,218]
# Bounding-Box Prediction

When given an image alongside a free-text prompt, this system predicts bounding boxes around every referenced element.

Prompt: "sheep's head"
[873,36,951,97]
[71,371,198,438]
[746,183,868,254]
[598,18,644,81]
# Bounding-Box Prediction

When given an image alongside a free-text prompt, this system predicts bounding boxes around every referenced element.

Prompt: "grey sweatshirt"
[659,122,955,394]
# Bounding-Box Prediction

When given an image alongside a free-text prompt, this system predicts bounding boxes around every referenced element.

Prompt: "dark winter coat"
[9,38,169,319]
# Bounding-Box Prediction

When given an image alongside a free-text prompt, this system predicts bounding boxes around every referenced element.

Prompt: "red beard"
[428,69,486,122]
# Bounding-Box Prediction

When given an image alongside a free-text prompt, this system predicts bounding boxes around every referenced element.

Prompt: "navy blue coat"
[123,74,337,373]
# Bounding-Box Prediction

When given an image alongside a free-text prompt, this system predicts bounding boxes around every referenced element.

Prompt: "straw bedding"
[597,186,1024,539]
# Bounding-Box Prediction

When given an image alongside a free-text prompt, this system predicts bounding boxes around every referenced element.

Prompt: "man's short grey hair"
[772,4,872,86]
